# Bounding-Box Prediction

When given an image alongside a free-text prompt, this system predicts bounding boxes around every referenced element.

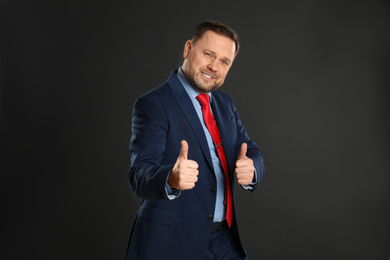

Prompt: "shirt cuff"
[241,168,258,190]
[165,176,181,200]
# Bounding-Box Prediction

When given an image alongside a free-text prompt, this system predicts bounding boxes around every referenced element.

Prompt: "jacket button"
[210,188,216,193]
[207,215,213,221]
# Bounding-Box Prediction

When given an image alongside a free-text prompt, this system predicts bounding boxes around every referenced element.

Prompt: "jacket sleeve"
[232,98,265,192]
[128,94,173,200]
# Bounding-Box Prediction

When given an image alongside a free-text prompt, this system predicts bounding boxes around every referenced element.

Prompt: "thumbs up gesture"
[168,140,199,190]
[235,143,255,186]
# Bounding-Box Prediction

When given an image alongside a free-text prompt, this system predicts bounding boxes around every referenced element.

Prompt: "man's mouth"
[201,72,214,79]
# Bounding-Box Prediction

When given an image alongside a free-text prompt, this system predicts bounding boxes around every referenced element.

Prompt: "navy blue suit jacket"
[126,69,265,260]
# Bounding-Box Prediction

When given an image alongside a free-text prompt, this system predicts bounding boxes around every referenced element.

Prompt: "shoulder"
[137,81,169,100]
[131,83,171,127]
[135,69,182,106]
[133,85,165,111]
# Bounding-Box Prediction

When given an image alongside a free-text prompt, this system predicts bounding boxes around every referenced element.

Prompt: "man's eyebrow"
[205,49,232,63]
[224,57,232,63]
[204,49,216,54]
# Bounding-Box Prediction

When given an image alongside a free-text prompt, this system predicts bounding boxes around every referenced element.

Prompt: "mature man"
[126,21,265,260]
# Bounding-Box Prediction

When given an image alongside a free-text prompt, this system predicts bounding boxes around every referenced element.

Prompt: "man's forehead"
[195,30,233,43]
[193,31,236,57]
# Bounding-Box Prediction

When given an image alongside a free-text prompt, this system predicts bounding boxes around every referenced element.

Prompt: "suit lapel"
[211,94,235,175]
[167,71,214,171]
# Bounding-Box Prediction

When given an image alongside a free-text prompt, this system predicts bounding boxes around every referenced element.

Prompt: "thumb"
[179,140,189,160]
[237,143,247,160]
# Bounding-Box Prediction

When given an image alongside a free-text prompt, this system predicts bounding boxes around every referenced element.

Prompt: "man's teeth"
[202,72,212,79]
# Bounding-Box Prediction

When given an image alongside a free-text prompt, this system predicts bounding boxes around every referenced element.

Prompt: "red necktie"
[196,94,233,227]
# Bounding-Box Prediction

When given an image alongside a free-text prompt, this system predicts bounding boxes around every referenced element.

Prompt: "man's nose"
[207,59,218,72]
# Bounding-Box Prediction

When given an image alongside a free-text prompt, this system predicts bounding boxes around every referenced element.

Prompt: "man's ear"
[183,40,192,59]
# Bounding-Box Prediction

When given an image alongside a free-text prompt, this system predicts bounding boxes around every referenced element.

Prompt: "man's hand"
[168,140,199,190]
[235,143,255,186]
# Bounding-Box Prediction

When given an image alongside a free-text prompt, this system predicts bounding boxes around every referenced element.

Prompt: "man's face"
[181,30,236,93]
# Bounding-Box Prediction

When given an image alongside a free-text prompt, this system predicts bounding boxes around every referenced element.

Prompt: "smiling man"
[181,29,235,93]
[126,21,265,260]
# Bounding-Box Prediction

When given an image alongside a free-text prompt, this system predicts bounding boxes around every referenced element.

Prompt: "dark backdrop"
[1,1,389,259]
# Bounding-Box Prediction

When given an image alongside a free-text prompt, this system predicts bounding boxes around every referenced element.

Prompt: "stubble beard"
[190,71,221,94]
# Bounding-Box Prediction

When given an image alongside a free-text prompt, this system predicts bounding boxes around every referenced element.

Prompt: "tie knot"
[196,94,210,107]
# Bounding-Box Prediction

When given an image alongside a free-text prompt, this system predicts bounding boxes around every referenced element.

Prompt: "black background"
[1,1,389,259]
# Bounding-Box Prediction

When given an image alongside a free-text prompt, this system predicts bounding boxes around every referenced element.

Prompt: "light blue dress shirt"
[177,68,226,221]
[165,68,256,222]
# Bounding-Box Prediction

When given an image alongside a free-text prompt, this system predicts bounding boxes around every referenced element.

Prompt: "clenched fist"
[235,143,255,186]
[168,140,199,190]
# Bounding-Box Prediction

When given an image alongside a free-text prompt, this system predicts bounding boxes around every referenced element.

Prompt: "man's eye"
[221,60,228,65]
[205,53,211,56]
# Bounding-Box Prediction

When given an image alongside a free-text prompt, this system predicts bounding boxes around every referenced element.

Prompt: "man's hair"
[191,20,240,55]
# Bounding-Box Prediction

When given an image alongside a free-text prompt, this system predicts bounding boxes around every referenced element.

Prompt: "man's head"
[181,21,239,93]
[191,21,240,56]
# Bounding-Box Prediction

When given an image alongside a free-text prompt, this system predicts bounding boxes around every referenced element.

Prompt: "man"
[126,21,265,260]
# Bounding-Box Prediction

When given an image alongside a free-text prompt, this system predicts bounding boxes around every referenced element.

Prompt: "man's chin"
[193,79,220,93]
[193,84,214,94]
